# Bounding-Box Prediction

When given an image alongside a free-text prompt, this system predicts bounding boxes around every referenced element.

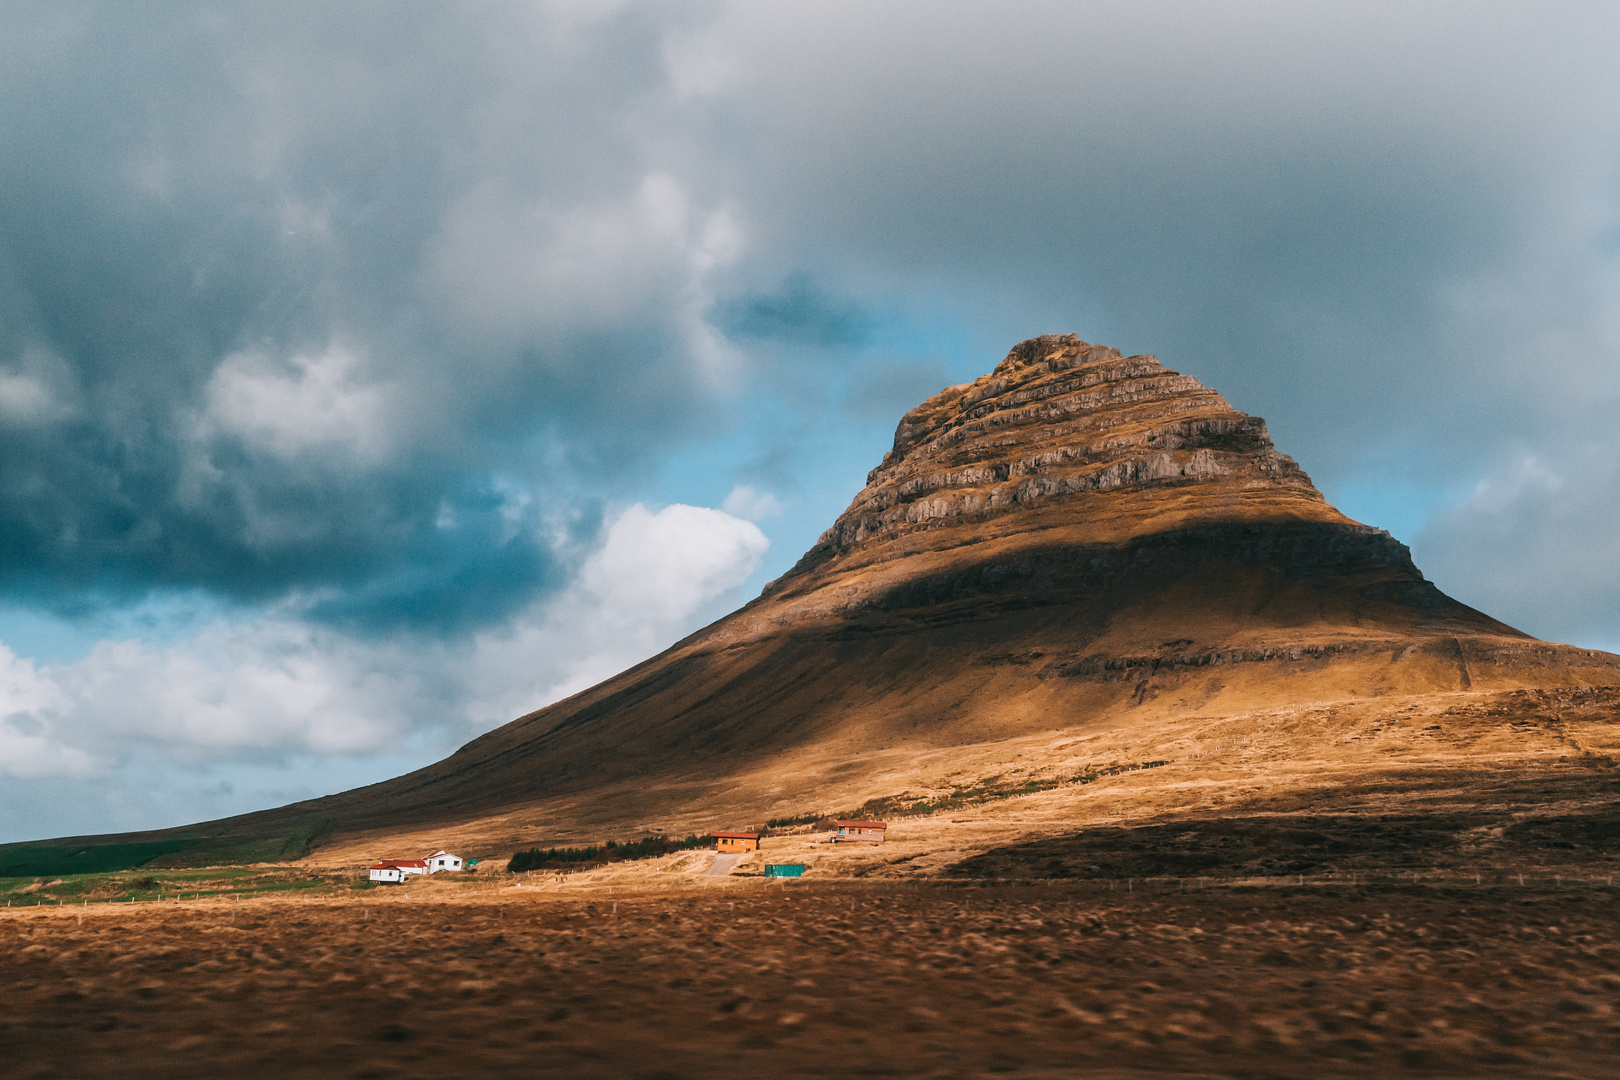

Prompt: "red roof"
[369,863,398,871]
[382,859,428,868]
[711,831,761,839]
[835,820,887,829]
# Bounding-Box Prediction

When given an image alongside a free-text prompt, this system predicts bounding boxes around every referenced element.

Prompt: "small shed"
[763,863,805,878]
[425,850,464,873]
[369,863,405,884]
[833,820,887,843]
[713,831,761,853]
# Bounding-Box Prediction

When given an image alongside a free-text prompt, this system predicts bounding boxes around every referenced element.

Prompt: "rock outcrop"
[730,334,1491,639]
[806,333,1325,559]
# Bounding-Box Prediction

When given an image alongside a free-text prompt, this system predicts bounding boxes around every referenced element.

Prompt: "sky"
[2,2,1619,843]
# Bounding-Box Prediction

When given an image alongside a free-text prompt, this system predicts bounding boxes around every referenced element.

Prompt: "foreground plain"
[4,879,1618,1079]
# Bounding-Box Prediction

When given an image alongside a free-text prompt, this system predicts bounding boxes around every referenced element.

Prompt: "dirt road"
[703,852,746,876]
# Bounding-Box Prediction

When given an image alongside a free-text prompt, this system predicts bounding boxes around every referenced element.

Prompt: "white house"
[369,863,405,884]
[389,859,429,875]
[425,850,464,873]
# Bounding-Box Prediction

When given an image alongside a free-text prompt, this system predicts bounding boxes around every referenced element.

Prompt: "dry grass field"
[295,685,1620,880]
[4,877,1618,1080]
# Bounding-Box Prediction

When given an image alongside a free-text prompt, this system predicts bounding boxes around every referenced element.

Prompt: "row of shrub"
[507,833,710,873]
[764,812,827,828]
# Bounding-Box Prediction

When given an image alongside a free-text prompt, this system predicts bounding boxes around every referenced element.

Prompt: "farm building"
[833,820,887,842]
[712,831,761,853]
[425,850,464,872]
[368,863,405,884]
[386,859,429,875]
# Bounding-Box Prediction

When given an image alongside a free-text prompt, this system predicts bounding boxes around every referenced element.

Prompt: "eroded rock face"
[819,334,1323,554]
[759,332,1381,622]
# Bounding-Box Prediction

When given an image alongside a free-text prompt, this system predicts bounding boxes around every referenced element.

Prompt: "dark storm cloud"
[841,358,955,423]
[1414,448,1620,646]
[709,274,874,349]
[0,2,727,628]
[709,2,1620,471]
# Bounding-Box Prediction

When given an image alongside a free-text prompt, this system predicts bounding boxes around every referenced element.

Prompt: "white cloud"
[0,645,94,779]
[202,344,398,463]
[581,502,768,625]
[465,502,769,715]
[0,620,445,789]
[0,346,78,427]
[56,625,432,760]
[722,484,783,521]
[0,372,58,425]
[427,171,745,357]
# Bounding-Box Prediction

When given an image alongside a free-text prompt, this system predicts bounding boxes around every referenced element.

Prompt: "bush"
[765,813,825,829]
[507,833,709,873]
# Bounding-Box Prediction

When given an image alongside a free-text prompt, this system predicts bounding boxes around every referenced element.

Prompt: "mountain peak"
[992,331,1094,371]
[990,331,1102,376]
[771,334,1341,605]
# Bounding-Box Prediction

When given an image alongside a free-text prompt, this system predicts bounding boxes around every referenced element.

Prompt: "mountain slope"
[368,333,1611,820]
[7,334,1617,872]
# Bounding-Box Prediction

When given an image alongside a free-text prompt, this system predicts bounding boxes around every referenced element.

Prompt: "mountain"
[6,334,1617,874]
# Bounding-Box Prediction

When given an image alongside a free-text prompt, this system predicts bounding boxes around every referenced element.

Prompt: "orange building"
[834,820,887,843]
[712,831,761,853]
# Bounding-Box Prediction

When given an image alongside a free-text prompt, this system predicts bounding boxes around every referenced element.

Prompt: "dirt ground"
[5,705,1616,1080]
[5,691,1617,1079]
[4,879,1617,1079]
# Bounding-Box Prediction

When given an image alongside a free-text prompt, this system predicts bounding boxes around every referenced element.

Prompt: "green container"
[764,863,805,878]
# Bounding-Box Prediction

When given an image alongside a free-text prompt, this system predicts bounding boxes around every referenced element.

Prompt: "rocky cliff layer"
[806,333,1327,560]
[742,334,1494,640]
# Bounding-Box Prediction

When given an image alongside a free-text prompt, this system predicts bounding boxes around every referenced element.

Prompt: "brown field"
[7,683,1618,1079]
[7,685,1619,1079]
[5,873,1618,1080]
